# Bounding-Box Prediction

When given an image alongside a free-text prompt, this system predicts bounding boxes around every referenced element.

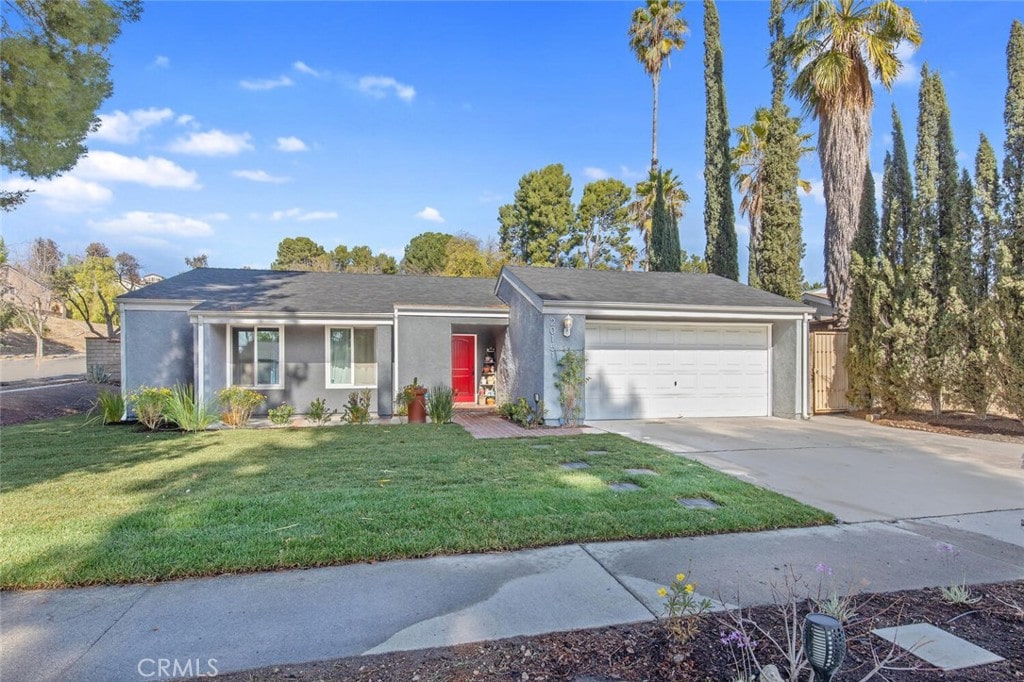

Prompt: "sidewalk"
[3,510,1022,682]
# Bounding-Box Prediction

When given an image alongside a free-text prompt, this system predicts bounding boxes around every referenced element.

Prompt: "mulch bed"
[212,581,1023,682]
[0,381,106,426]
[849,410,1024,444]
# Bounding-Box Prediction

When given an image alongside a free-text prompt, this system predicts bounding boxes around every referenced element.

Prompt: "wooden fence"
[810,331,849,414]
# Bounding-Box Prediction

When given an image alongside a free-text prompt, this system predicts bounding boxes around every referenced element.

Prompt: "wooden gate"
[810,331,849,414]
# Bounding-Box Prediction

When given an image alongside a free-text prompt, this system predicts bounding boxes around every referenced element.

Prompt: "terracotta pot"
[408,387,428,423]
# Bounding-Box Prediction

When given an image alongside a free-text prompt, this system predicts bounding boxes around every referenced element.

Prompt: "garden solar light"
[803,613,845,682]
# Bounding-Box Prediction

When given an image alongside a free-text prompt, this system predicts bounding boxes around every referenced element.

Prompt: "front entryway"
[584,322,770,420]
[451,334,476,403]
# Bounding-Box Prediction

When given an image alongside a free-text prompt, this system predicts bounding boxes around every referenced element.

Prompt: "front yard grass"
[0,417,833,589]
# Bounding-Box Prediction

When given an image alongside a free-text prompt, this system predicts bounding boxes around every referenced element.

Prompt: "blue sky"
[2,1,1020,282]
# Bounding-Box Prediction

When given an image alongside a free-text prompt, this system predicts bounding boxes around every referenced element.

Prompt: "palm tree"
[629,0,688,170]
[628,167,690,268]
[732,107,814,283]
[786,0,920,328]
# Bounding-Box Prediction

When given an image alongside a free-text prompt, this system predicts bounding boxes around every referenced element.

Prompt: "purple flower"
[719,629,757,649]
[935,542,959,556]
[815,562,833,577]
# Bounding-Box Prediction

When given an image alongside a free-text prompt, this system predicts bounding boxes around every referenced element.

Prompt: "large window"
[231,327,282,387]
[327,328,376,387]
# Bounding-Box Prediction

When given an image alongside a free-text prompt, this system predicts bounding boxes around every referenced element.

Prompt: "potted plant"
[396,377,427,423]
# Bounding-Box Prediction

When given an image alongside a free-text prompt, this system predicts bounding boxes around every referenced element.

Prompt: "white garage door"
[585,322,770,420]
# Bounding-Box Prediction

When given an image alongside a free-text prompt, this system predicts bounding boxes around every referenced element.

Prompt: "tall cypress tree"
[887,106,916,265]
[703,0,738,280]
[757,107,804,300]
[974,134,1002,298]
[960,167,997,416]
[847,163,879,408]
[1003,19,1024,271]
[649,174,681,272]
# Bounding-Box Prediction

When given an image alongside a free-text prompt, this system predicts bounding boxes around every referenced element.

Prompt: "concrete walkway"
[3,511,1022,682]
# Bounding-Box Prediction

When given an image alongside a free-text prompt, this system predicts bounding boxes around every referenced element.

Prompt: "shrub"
[427,384,455,424]
[162,384,217,432]
[218,386,266,428]
[341,390,373,424]
[395,376,423,416]
[267,402,295,426]
[554,350,588,427]
[86,364,111,384]
[130,386,172,430]
[307,397,333,426]
[88,390,124,425]
[497,396,544,428]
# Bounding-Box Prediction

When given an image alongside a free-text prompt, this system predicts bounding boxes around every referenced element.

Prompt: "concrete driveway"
[589,415,1024,523]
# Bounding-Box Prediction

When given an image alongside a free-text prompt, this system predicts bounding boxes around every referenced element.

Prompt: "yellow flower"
[676,573,686,582]
[685,583,695,594]
[657,587,668,597]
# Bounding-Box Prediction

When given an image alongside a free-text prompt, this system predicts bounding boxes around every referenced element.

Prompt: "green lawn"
[0,417,833,589]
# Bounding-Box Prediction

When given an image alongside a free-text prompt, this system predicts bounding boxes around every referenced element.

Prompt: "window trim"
[227,324,285,389]
[325,326,378,389]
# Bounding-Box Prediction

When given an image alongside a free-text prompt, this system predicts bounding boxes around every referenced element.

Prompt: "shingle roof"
[503,266,810,310]
[118,268,504,314]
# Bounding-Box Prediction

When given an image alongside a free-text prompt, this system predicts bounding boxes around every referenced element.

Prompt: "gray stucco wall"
[122,309,194,404]
[503,295,545,413]
[771,319,802,419]
[396,315,506,406]
[202,323,393,416]
[540,313,585,425]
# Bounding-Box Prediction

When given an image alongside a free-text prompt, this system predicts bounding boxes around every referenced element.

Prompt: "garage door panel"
[585,322,769,420]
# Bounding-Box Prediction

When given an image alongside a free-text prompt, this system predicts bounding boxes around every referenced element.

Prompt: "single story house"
[117,265,813,422]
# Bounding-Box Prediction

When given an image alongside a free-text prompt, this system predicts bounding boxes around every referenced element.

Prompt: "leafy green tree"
[335,245,398,274]
[443,234,507,278]
[272,237,330,271]
[571,179,633,269]
[1,0,142,210]
[679,249,708,273]
[702,0,737,280]
[974,135,1001,299]
[847,164,880,408]
[402,232,455,274]
[648,174,681,271]
[627,167,689,269]
[8,237,63,361]
[994,244,1024,421]
[880,106,915,266]
[57,245,122,337]
[185,254,209,269]
[498,164,575,266]
[628,0,688,170]
[1004,19,1024,273]
[786,0,921,329]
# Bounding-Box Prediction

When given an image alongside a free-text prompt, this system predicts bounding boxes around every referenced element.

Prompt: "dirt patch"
[210,582,1023,681]
[0,382,108,426]
[849,410,1024,444]
[0,317,96,357]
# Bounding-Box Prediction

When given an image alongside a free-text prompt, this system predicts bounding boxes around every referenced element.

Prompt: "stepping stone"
[560,462,590,470]
[676,497,721,509]
[585,449,608,455]
[625,468,659,476]
[872,623,1004,671]
[530,444,552,449]
[609,482,642,492]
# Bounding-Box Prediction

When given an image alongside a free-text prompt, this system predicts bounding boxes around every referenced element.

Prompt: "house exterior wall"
[771,319,802,419]
[503,294,546,412]
[201,323,393,416]
[122,309,194,402]
[541,312,585,425]
[396,315,506,407]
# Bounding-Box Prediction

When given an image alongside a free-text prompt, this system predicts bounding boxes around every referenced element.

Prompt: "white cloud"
[239,75,294,91]
[275,136,308,152]
[270,208,338,222]
[293,61,321,76]
[358,76,416,102]
[152,55,170,68]
[619,165,645,181]
[415,206,444,223]
[169,130,253,156]
[176,114,198,128]
[93,107,174,144]
[204,212,230,222]
[3,175,112,212]
[583,167,610,180]
[76,151,199,188]
[90,211,214,238]
[232,169,290,184]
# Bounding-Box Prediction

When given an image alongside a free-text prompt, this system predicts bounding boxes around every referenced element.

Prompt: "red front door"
[451,335,476,403]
